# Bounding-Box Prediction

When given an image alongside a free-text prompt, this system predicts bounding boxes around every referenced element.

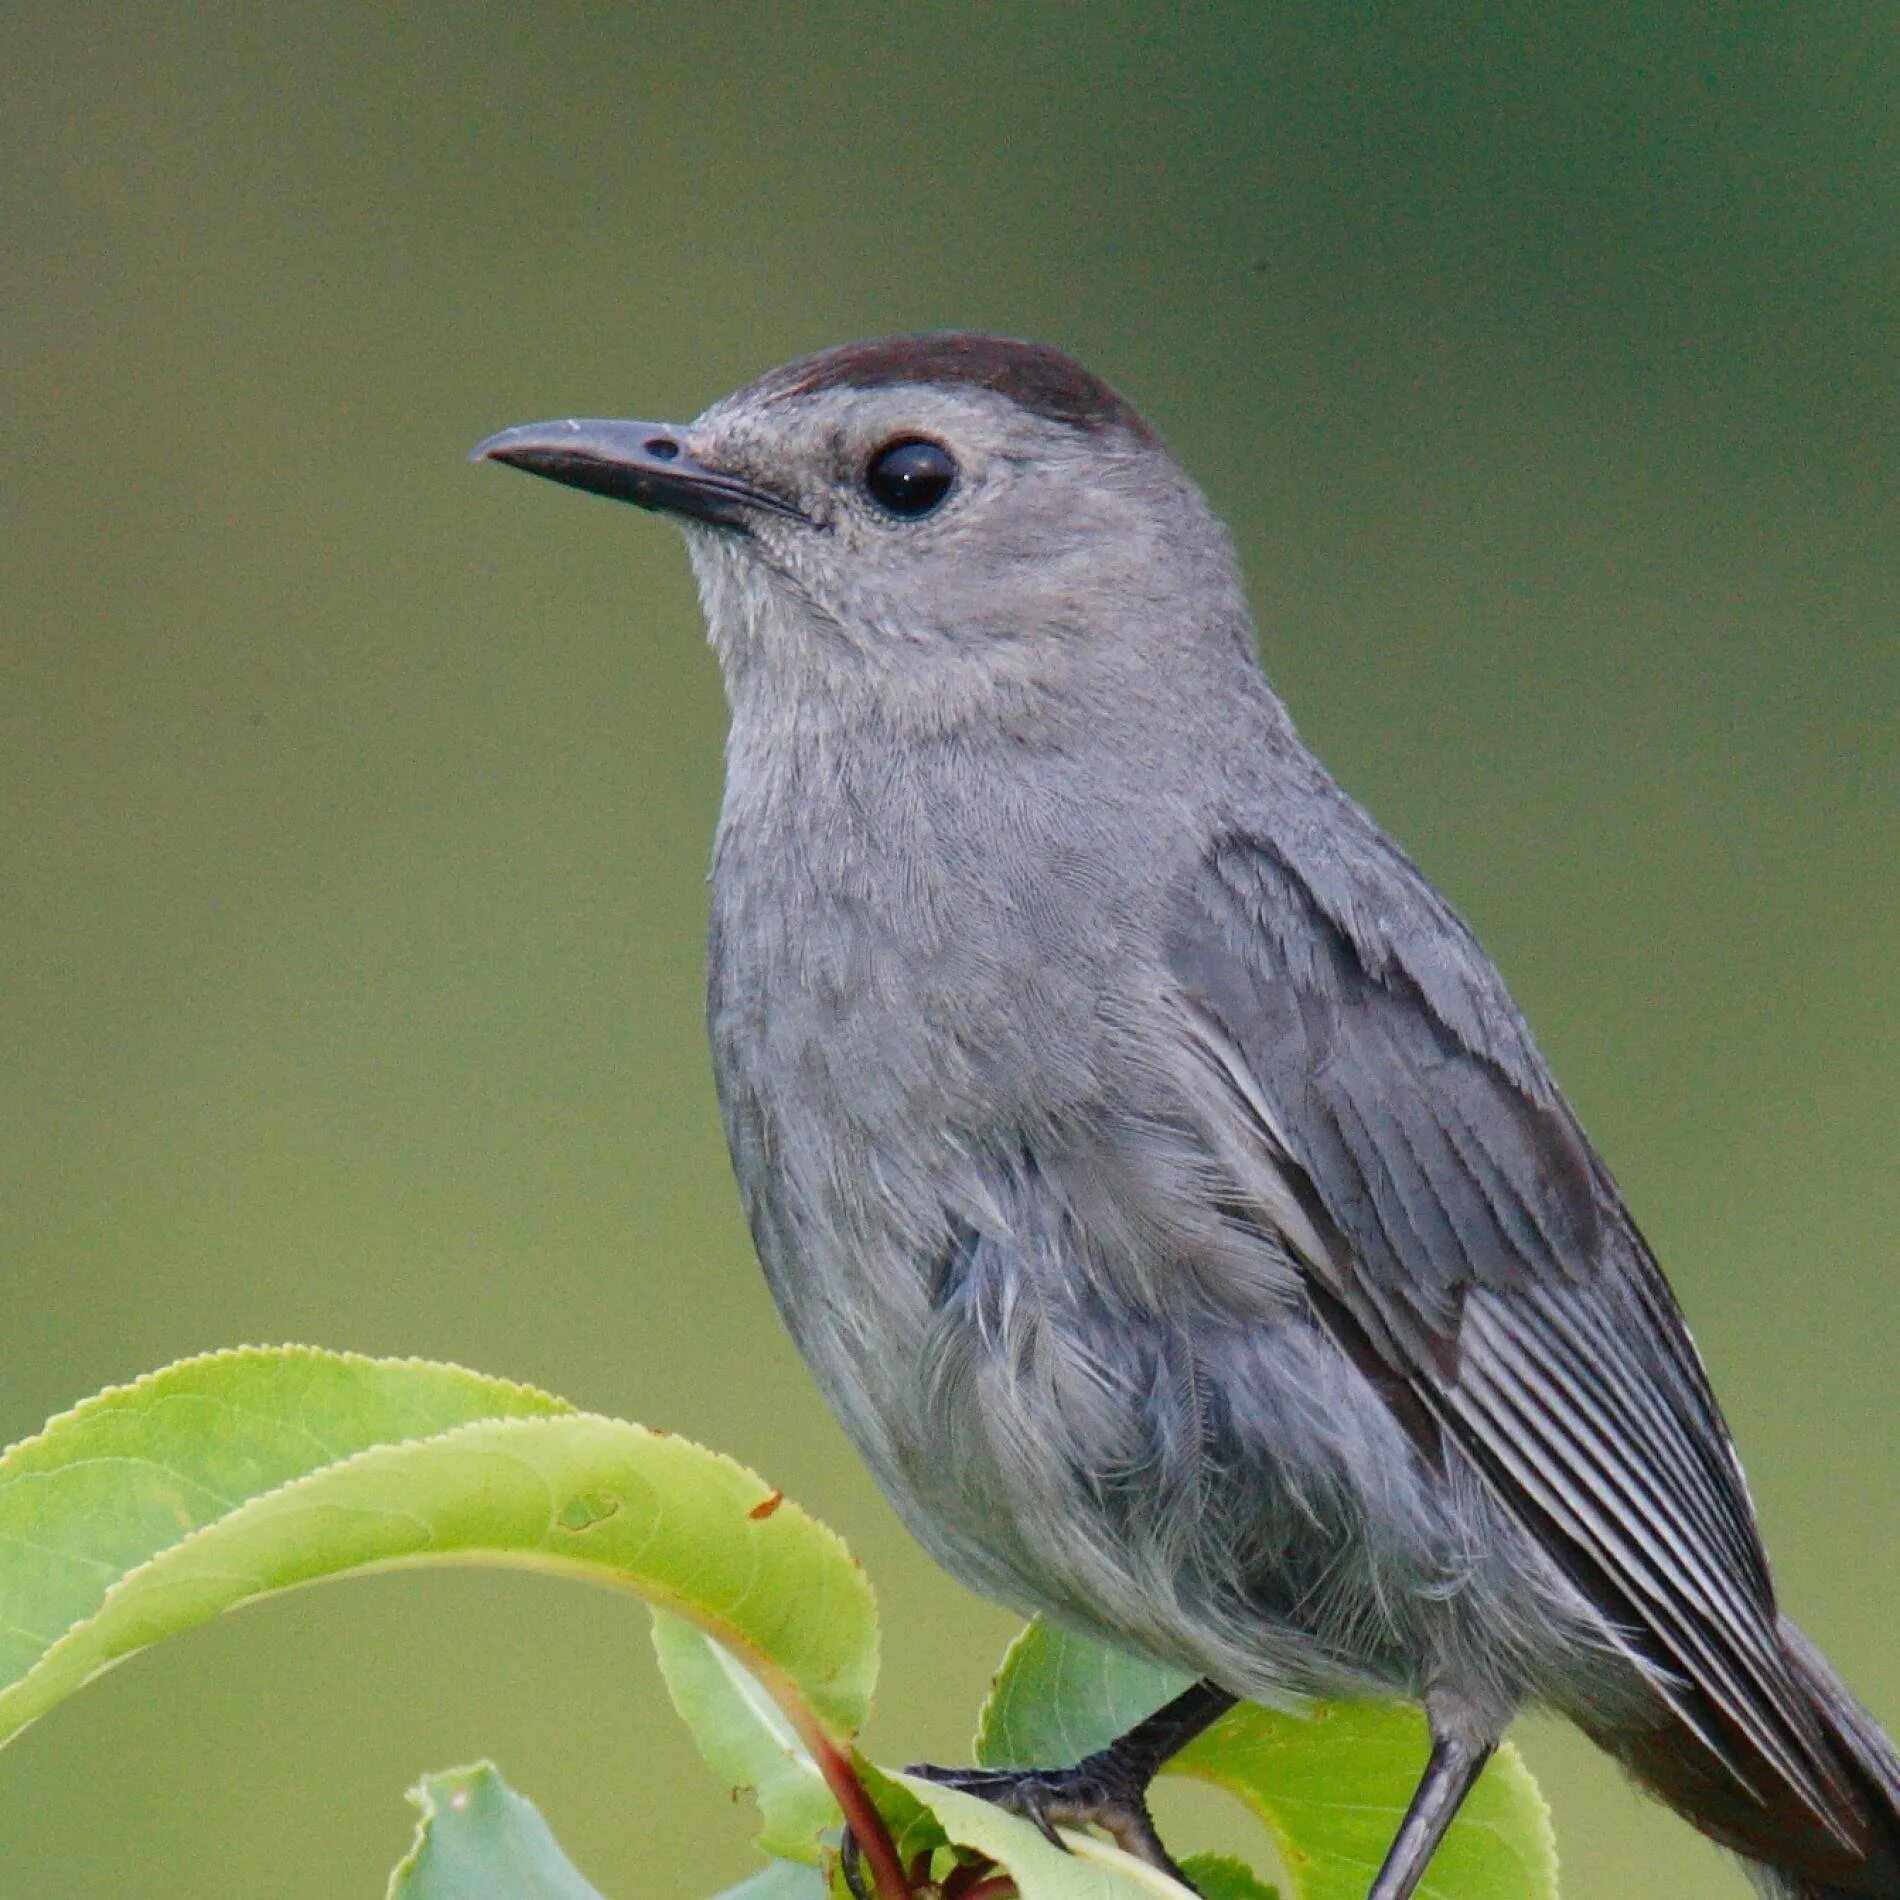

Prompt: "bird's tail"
[1581,1617,1900,1898]
[1760,1620,1900,1899]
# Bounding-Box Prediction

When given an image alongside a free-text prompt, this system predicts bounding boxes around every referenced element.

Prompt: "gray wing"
[1167,813,1850,1828]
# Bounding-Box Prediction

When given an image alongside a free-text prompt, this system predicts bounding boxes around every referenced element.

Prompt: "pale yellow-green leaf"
[0,1348,877,1759]
[653,1608,841,1863]
[0,1345,568,1695]
[895,1772,1196,1898]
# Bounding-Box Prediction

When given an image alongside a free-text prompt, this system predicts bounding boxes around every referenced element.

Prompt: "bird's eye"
[863,438,957,518]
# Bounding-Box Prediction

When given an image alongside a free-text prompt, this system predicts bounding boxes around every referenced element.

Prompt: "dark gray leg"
[1366,1731,1494,1900]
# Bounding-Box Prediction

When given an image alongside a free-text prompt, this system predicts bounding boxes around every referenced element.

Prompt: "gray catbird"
[475,335,1898,1900]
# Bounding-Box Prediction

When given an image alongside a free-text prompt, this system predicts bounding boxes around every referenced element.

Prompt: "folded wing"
[1166,817,1852,1837]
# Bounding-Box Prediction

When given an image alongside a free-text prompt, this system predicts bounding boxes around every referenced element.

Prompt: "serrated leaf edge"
[0,1344,572,1471]
[384,1758,506,1896]
[0,1409,876,1758]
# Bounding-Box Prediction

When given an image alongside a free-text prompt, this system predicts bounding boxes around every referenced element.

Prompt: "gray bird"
[474,335,1898,1900]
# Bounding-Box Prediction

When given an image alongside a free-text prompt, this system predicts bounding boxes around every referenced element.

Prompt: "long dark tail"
[1582,1618,1900,1898]
[1763,1621,1900,1898]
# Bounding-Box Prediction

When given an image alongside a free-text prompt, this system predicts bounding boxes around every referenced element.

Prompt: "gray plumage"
[475,335,1898,1899]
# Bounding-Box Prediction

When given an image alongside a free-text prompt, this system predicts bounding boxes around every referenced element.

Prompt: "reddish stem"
[961,1878,1018,1900]
[807,1733,912,1900]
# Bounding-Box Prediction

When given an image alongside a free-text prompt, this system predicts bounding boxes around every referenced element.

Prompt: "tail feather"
[1583,1619,1899,1898]
[1760,1618,1900,1899]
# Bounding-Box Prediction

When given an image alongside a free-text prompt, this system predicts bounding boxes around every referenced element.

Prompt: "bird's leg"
[1365,1729,1494,1900]
[896,1678,1237,1889]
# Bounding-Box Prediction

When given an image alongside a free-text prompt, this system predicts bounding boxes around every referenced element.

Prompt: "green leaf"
[653,1608,841,1863]
[893,1772,1194,1897]
[836,1756,949,1897]
[1178,1855,1281,1900]
[1179,1702,1555,1900]
[976,1618,1193,1766]
[0,1346,567,1697]
[838,1758,1266,1900]
[387,1761,608,1898]
[0,1347,878,1762]
[976,1621,1558,1900]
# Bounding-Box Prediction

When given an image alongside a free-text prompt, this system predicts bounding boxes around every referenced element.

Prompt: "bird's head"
[473,333,1253,722]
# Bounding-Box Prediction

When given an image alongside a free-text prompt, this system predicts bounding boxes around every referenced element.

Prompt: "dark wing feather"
[1168,821,1853,1832]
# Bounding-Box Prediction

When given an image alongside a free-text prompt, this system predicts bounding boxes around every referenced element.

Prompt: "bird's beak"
[468,418,804,528]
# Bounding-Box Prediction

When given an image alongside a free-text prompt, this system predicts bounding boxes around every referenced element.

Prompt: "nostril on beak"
[645,436,682,461]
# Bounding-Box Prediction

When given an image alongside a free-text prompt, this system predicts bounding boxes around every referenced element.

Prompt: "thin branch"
[808,1732,912,1900]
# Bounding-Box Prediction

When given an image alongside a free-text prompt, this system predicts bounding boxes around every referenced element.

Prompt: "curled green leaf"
[0,1348,877,1762]
[894,1770,1195,1897]
[0,1345,568,1699]
[653,1609,842,1863]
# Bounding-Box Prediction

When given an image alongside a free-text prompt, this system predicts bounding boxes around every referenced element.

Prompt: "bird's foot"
[908,1755,1188,1871]
[840,1751,1196,1896]
[839,1682,1234,1895]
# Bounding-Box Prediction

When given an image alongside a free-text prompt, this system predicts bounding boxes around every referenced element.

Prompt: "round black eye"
[864,438,957,518]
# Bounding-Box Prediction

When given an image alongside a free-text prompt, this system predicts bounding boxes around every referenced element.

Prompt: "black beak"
[468,418,804,529]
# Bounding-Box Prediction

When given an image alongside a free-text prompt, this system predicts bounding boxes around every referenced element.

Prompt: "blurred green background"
[1,5,1892,1895]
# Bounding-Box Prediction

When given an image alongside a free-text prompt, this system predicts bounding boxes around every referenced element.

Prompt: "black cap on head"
[743,332,1157,444]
